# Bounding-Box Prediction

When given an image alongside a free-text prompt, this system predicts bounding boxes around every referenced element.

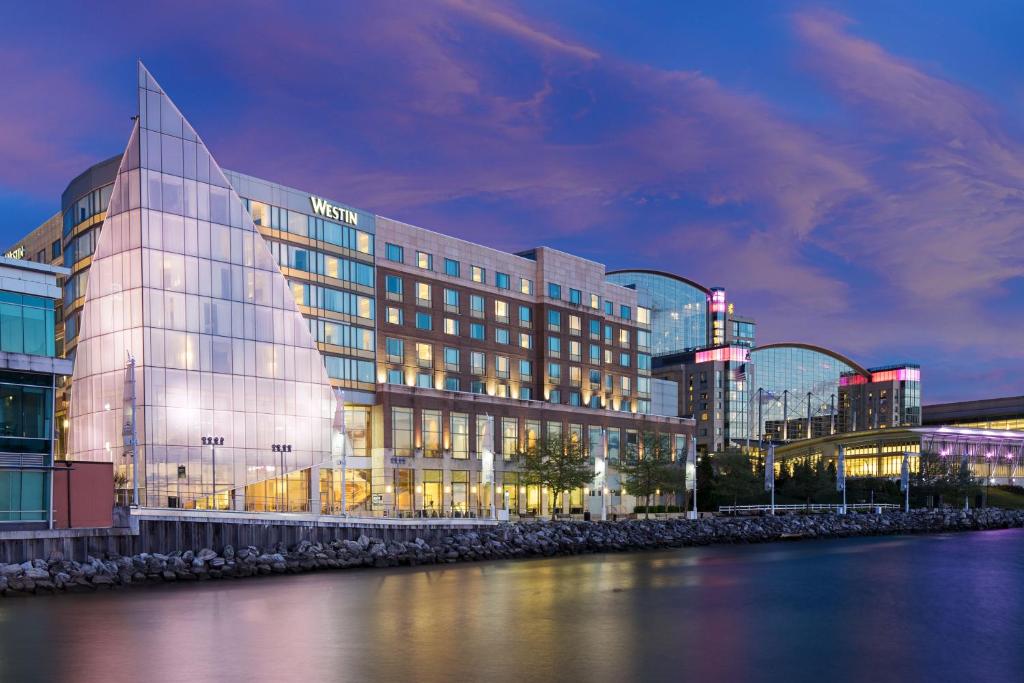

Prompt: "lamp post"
[201,435,225,509]
[272,443,292,511]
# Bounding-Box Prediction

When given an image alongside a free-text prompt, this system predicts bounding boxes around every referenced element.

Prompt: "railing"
[718,503,901,515]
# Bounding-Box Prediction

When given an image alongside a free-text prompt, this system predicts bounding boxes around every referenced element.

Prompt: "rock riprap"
[3,508,1023,597]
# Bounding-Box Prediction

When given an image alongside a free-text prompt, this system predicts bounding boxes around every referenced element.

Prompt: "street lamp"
[201,435,225,509]
[271,443,292,511]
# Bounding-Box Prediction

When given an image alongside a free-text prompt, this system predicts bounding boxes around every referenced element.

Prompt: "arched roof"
[606,269,711,295]
[752,342,869,377]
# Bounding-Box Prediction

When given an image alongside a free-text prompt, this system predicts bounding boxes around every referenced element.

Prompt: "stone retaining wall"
[3,509,1023,597]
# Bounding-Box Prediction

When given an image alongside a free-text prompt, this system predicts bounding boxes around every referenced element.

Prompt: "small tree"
[516,435,593,518]
[713,448,760,508]
[619,432,686,518]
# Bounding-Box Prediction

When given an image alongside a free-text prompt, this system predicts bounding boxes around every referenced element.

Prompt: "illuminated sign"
[310,196,358,225]
[4,246,25,260]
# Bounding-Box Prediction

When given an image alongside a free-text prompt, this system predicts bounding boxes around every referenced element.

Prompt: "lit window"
[495,299,509,323]
[520,278,534,295]
[519,332,532,349]
[415,282,431,306]
[569,340,581,361]
[637,306,651,325]
[417,251,433,270]
[569,315,581,336]
[386,307,403,325]
[496,355,510,379]
[471,351,485,375]
[590,294,600,309]
[444,318,459,335]
[416,342,433,368]
[471,266,485,283]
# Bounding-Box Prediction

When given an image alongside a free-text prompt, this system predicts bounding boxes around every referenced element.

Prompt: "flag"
[836,445,846,492]
[595,429,607,490]
[900,451,909,492]
[732,364,747,383]
[764,443,775,492]
[686,435,697,491]
[332,390,350,466]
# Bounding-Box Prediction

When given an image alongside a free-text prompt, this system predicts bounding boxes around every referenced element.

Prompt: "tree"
[516,435,593,518]
[618,432,687,518]
[713,448,761,508]
[696,451,715,512]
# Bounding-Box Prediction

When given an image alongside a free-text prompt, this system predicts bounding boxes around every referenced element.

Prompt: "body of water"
[1,529,1022,682]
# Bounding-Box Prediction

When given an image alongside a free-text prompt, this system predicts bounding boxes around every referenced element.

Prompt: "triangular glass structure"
[69,63,336,509]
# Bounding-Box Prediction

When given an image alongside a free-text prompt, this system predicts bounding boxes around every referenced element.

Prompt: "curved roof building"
[606,270,710,355]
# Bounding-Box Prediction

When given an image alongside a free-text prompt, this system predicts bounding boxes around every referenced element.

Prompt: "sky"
[2,0,1023,403]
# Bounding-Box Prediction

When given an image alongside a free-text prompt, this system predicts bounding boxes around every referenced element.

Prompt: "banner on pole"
[764,443,775,492]
[686,436,697,492]
[900,451,910,492]
[836,445,846,492]
[481,415,494,485]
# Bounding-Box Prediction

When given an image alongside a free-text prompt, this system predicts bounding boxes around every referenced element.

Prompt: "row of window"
[545,282,651,324]
[269,241,374,287]
[63,185,113,235]
[392,407,682,459]
[290,283,374,320]
[384,244,534,295]
[243,199,373,255]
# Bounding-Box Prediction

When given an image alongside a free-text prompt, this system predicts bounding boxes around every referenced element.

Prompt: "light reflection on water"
[0,530,1022,682]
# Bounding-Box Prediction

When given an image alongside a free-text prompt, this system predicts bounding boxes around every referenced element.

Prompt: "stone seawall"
[3,509,1023,597]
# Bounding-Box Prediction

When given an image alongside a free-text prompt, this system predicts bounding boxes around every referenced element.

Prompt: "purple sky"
[2,1,1023,403]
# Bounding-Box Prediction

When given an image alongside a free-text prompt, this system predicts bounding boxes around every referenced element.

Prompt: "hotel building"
[9,63,693,516]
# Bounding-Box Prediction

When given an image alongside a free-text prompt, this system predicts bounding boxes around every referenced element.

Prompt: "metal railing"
[718,503,901,515]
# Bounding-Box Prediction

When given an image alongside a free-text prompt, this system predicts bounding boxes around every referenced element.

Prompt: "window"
[520,278,534,295]
[391,407,413,456]
[444,318,459,335]
[604,325,613,343]
[549,389,561,404]
[619,328,630,346]
[519,387,533,401]
[569,366,582,387]
[496,272,510,289]
[638,376,651,394]
[547,336,561,357]
[518,305,532,327]
[519,359,533,380]
[385,337,404,363]
[637,306,651,325]
[444,258,460,277]
[470,323,485,340]
[496,355,510,379]
[470,380,485,394]
[415,312,432,330]
[444,288,459,311]
[451,413,469,458]
[386,307,403,325]
[471,351,485,375]
[548,362,561,380]
[589,344,600,363]
[548,282,562,300]
[604,300,613,316]
[569,288,582,305]
[621,376,631,395]
[569,392,581,407]
[569,340,582,362]
[620,304,631,320]
[470,294,484,318]
[471,266,485,284]
[620,352,631,367]
[502,418,518,460]
[589,368,601,388]
[495,328,510,345]
[415,282,431,306]
[589,319,600,339]
[422,410,442,457]
[638,353,651,371]
[385,243,404,263]
[519,332,532,349]
[385,275,403,300]
[590,294,600,309]
[604,349,613,365]
[387,369,403,385]
[445,377,460,392]
[547,310,561,331]
[415,342,433,368]
[51,240,61,259]
[444,347,460,371]
[494,300,509,323]
[569,315,581,336]
[417,251,433,270]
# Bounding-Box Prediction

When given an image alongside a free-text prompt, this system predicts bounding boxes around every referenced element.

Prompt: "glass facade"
[67,64,336,509]
[606,271,708,355]
[749,344,860,442]
[0,293,56,357]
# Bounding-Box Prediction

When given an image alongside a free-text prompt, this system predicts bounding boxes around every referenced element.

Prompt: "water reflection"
[1,530,1022,682]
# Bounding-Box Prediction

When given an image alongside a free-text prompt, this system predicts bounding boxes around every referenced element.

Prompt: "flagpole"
[688,436,698,520]
[765,442,775,516]
[837,445,846,514]
[339,390,347,516]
